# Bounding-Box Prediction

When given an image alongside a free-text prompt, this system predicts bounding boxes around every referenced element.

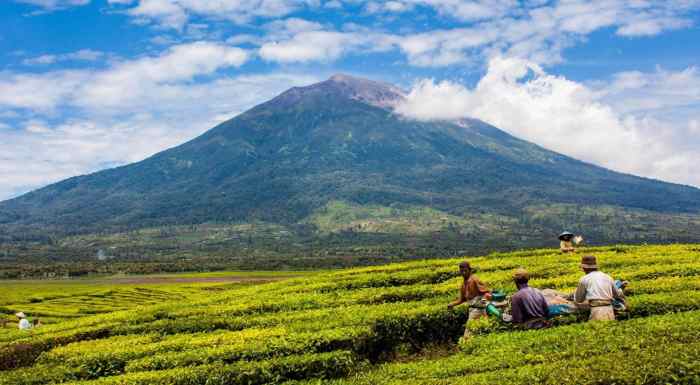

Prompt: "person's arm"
[612,279,625,300]
[448,283,467,309]
[511,295,523,324]
[574,279,587,303]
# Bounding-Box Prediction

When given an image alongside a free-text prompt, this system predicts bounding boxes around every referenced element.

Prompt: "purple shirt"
[511,285,549,327]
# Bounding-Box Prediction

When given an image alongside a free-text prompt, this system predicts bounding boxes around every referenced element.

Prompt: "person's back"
[18,318,31,330]
[510,269,550,329]
[576,271,617,302]
[574,256,624,321]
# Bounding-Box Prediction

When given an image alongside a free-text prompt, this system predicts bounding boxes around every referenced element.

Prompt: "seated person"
[16,312,31,331]
[559,232,576,253]
[510,269,550,329]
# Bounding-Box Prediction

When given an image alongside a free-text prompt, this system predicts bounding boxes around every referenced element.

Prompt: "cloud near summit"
[396,57,700,188]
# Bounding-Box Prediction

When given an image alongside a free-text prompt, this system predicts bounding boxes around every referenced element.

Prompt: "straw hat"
[559,231,574,241]
[513,268,529,281]
[15,312,26,318]
[580,255,598,269]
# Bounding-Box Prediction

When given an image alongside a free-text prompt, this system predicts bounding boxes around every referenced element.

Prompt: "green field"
[0,271,305,325]
[1,244,700,384]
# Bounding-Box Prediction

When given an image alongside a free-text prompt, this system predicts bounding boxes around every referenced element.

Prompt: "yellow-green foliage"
[0,281,226,325]
[1,244,700,385]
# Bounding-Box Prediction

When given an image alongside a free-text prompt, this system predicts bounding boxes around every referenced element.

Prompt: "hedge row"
[299,310,700,385]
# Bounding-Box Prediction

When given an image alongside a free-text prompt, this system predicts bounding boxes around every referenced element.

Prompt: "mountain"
[2,74,700,256]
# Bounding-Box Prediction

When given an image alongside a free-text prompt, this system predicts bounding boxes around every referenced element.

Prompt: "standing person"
[510,268,550,329]
[559,232,576,253]
[16,312,31,330]
[574,255,625,321]
[447,261,491,338]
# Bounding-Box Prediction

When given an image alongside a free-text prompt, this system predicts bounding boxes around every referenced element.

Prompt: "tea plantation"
[1,244,700,384]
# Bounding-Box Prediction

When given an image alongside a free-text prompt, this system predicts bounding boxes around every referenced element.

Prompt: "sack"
[548,304,577,316]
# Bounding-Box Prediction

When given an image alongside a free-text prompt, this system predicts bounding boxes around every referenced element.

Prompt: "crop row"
[299,310,700,385]
[1,351,360,385]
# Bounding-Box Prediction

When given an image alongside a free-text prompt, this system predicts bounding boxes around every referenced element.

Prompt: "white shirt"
[18,318,31,330]
[574,271,623,302]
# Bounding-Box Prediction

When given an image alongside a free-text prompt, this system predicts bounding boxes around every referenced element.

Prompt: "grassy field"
[1,244,699,384]
[0,271,305,325]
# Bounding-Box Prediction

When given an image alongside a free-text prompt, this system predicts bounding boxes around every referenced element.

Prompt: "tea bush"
[2,244,700,384]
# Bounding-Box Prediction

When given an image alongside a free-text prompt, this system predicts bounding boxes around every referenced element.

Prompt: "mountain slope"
[1,74,700,248]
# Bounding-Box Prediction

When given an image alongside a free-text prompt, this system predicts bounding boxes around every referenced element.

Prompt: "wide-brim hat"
[559,231,574,240]
[15,312,26,318]
[580,255,598,269]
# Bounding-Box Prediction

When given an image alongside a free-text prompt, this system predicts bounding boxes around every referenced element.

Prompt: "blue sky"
[1,0,699,200]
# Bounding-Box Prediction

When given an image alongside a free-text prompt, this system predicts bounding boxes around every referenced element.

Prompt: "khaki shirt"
[560,240,574,250]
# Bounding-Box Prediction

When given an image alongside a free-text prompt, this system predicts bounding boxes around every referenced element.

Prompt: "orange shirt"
[461,275,490,301]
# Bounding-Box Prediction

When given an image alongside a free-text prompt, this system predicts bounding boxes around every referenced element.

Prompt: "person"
[447,261,491,338]
[32,318,42,328]
[16,312,31,330]
[559,232,576,253]
[574,255,625,321]
[510,268,550,329]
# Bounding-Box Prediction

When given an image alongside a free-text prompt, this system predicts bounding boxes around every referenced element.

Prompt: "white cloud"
[324,0,342,8]
[396,57,700,187]
[264,17,324,35]
[120,0,320,29]
[0,70,86,112]
[105,0,699,68]
[13,0,89,10]
[0,116,191,200]
[600,67,700,118]
[74,42,249,110]
[22,54,58,65]
[365,1,414,14]
[1,42,249,113]
[259,31,359,63]
[22,49,105,66]
[389,0,699,67]
[408,0,513,21]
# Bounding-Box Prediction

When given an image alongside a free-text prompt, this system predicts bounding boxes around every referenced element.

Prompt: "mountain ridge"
[2,74,700,251]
